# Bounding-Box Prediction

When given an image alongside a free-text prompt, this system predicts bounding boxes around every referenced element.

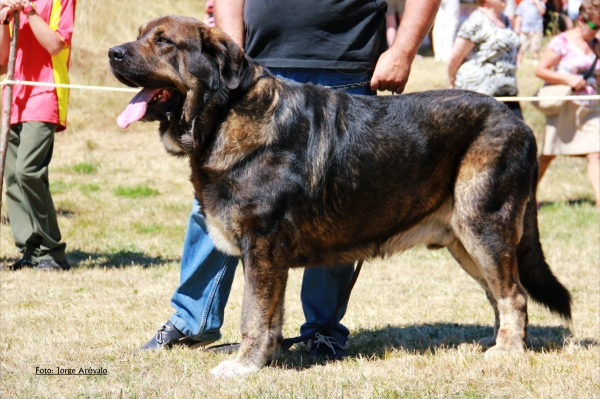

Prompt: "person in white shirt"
[433,0,460,62]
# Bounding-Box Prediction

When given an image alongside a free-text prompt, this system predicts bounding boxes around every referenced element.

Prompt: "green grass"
[0,1,598,397]
[80,183,100,194]
[49,180,70,194]
[113,185,160,198]
[70,161,99,175]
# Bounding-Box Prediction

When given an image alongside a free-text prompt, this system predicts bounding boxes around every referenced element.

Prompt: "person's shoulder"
[458,9,488,40]
[548,33,569,53]
[556,32,571,42]
[464,8,484,23]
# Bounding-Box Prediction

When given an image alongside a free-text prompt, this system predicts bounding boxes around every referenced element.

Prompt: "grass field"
[1,1,599,397]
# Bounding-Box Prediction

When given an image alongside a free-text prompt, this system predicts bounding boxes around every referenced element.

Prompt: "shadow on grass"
[68,249,179,268]
[538,198,596,208]
[56,207,78,217]
[0,250,179,269]
[274,323,584,371]
[565,198,597,207]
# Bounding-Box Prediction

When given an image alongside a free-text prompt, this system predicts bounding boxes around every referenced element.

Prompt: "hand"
[0,6,13,23]
[449,76,456,89]
[1,0,27,10]
[1,0,27,20]
[567,74,587,91]
[370,48,412,94]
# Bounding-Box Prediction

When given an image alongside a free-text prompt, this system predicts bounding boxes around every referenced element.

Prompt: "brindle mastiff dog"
[109,16,571,378]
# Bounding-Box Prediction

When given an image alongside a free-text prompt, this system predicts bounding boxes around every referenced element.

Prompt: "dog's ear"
[201,27,253,91]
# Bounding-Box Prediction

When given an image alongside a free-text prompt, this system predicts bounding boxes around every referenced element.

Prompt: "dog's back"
[258,87,533,262]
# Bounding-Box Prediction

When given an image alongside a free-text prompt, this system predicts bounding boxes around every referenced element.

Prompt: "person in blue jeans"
[140,0,441,360]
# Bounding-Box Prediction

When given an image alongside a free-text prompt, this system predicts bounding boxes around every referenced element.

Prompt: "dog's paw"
[484,344,525,360]
[210,359,260,378]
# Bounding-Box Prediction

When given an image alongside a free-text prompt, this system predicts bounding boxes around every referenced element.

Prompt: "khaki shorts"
[519,31,543,54]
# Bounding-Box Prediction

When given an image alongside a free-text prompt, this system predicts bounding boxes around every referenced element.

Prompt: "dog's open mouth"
[117,88,180,129]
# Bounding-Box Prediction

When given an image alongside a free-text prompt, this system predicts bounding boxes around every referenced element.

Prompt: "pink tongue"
[117,88,161,129]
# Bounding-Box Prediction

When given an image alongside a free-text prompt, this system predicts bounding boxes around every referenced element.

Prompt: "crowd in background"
[386,0,600,209]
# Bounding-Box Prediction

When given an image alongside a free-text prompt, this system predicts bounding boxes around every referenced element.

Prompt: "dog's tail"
[516,165,572,321]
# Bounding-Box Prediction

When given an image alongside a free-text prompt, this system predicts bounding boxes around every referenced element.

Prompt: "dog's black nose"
[108,46,127,61]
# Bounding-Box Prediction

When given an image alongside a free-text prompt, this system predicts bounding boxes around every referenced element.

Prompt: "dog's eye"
[156,36,173,45]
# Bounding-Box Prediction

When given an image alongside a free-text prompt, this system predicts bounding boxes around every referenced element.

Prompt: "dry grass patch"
[1,2,599,397]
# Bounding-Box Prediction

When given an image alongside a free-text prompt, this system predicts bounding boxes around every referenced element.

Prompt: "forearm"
[447,58,461,83]
[447,38,474,84]
[536,5,546,15]
[533,0,546,15]
[27,10,64,56]
[214,0,245,47]
[388,0,441,60]
[535,67,578,85]
[514,17,522,35]
[370,0,441,93]
[0,4,15,64]
[535,47,584,87]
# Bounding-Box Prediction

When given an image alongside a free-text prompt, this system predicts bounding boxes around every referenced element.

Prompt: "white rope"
[0,79,139,93]
[1,78,599,102]
[495,95,599,102]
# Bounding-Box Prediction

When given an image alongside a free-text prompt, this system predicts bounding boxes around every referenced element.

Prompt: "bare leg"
[537,154,556,183]
[586,152,600,210]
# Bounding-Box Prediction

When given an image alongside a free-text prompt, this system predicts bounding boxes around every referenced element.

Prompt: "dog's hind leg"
[450,142,534,359]
[448,121,538,359]
[455,215,527,359]
[447,239,499,347]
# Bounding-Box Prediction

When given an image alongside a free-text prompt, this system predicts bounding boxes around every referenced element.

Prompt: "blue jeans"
[169,67,375,346]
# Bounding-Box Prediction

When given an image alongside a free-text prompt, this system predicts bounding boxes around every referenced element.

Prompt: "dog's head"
[109,16,254,155]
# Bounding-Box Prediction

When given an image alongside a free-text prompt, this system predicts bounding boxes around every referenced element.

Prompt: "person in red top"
[0,0,76,271]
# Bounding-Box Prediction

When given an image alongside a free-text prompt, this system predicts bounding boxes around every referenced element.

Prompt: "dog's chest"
[203,210,242,256]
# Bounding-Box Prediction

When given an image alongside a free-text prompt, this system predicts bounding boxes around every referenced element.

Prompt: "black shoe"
[35,259,71,271]
[307,333,346,360]
[139,321,217,351]
[9,259,37,270]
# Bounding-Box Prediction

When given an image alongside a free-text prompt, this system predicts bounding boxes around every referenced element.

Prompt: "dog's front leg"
[211,244,289,378]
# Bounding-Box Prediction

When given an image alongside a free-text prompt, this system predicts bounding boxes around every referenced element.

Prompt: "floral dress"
[541,34,599,155]
[547,33,599,106]
[454,9,520,96]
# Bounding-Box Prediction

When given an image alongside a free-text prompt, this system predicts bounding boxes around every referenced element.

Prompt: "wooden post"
[0,12,19,211]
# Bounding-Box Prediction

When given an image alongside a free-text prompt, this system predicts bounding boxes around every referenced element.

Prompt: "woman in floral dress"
[447,0,522,118]
[535,0,600,209]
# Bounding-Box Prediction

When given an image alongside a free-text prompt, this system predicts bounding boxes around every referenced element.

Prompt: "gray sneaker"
[139,321,217,351]
[307,333,346,360]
